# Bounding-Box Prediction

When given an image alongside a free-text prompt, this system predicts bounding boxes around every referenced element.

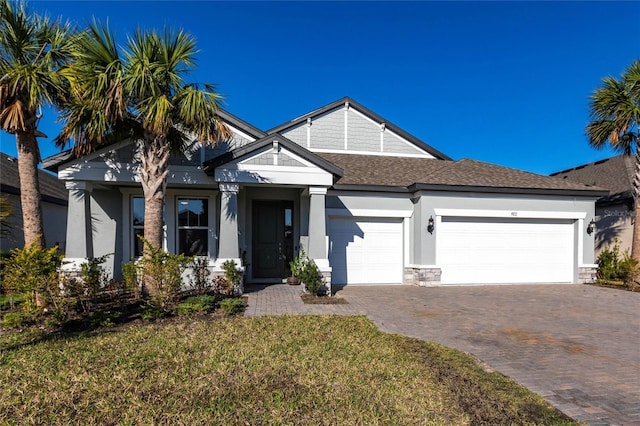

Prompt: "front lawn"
[0,315,577,425]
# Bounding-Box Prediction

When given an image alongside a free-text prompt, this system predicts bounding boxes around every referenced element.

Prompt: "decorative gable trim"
[203,133,343,177]
[267,97,452,160]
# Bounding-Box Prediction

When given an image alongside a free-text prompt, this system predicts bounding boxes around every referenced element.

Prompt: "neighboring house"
[43,97,606,289]
[0,152,68,252]
[551,155,634,257]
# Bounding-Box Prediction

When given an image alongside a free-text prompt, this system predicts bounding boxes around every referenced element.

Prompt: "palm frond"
[586,60,640,154]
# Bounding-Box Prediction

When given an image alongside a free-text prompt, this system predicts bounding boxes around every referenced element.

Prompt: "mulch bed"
[300,294,348,305]
[587,281,640,292]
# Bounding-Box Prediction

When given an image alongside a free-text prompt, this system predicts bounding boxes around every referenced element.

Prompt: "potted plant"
[287,250,305,285]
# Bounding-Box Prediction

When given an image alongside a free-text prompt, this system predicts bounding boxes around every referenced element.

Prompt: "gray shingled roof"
[319,153,606,195]
[551,155,633,203]
[0,153,68,204]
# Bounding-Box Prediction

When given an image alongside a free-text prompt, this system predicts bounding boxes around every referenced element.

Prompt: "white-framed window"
[177,198,209,256]
[131,196,145,257]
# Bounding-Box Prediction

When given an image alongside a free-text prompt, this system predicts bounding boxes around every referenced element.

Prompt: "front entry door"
[252,200,294,279]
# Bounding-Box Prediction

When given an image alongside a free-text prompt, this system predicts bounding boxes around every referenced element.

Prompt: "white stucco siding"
[0,192,67,253]
[595,203,633,256]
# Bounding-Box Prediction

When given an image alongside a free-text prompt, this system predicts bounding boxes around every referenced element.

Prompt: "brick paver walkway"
[244,283,640,425]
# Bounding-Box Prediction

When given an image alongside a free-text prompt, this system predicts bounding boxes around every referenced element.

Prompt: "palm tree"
[0,0,75,248]
[587,60,640,261]
[57,23,231,298]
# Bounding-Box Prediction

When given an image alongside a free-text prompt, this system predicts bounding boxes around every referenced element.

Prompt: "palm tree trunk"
[631,150,640,264]
[139,136,170,298]
[16,131,45,248]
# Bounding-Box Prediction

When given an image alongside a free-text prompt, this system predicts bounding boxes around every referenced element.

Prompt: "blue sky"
[1,1,638,175]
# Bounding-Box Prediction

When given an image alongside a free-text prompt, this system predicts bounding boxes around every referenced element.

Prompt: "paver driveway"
[244,283,640,425]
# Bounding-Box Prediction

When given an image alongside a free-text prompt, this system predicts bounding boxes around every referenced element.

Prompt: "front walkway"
[243,283,640,426]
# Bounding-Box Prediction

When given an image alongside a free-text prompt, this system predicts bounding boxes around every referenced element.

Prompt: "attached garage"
[437,216,575,284]
[328,217,404,285]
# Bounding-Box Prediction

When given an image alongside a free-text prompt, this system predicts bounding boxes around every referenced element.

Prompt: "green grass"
[0,315,578,425]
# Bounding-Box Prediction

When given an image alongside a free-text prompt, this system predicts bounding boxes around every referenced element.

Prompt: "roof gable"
[43,109,264,172]
[267,97,451,160]
[551,155,633,202]
[204,134,342,187]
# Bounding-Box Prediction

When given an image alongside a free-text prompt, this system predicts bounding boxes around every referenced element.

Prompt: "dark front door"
[252,200,294,279]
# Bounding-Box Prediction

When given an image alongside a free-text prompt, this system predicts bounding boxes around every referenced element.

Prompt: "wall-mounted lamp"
[586,219,596,235]
[427,216,435,234]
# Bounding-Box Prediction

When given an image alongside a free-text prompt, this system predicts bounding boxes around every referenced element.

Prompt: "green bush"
[300,257,323,295]
[1,239,63,310]
[212,260,242,297]
[121,260,140,299]
[597,241,639,284]
[2,311,33,328]
[219,297,245,315]
[136,238,192,309]
[189,257,212,294]
[176,295,217,315]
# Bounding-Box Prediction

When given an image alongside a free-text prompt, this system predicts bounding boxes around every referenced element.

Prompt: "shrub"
[212,260,242,296]
[79,254,113,298]
[219,297,245,315]
[1,239,62,310]
[188,257,212,294]
[121,260,140,299]
[176,295,217,315]
[136,238,192,309]
[2,311,33,328]
[299,257,323,295]
[597,241,639,285]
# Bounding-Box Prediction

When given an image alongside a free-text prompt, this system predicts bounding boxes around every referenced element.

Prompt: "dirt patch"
[586,282,640,292]
[502,328,588,354]
[300,294,348,304]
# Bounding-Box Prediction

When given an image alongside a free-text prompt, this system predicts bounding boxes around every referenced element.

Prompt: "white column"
[307,186,329,268]
[64,181,92,258]
[218,183,240,261]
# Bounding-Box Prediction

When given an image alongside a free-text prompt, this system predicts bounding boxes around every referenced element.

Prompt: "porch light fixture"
[586,219,596,235]
[427,216,435,234]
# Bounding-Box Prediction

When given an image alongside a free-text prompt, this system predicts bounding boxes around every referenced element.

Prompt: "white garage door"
[329,217,403,285]
[437,217,575,284]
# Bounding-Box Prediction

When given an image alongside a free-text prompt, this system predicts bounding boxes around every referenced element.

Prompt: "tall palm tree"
[57,23,231,298]
[587,59,640,261]
[0,0,75,248]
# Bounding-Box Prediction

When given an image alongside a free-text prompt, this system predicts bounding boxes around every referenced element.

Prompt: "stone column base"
[577,266,597,284]
[319,268,332,296]
[404,267,441,287]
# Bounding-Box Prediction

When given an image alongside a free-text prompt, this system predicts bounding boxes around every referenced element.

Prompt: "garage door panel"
[329,218,403,285]
[438,217,574,284]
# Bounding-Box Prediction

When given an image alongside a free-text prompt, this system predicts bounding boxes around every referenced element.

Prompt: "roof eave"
[410,183,609,197]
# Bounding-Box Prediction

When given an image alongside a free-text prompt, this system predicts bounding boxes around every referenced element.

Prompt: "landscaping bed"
[300,293,348,304]
[0,315,577,425]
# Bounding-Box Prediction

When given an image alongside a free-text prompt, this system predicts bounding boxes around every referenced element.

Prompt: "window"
[177,198,208,256]
[132,197,145,257]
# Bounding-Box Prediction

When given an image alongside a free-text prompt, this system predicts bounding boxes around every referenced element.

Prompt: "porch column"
[218,183,240,260]
[308,186,329,266]
[64,181,93,259]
